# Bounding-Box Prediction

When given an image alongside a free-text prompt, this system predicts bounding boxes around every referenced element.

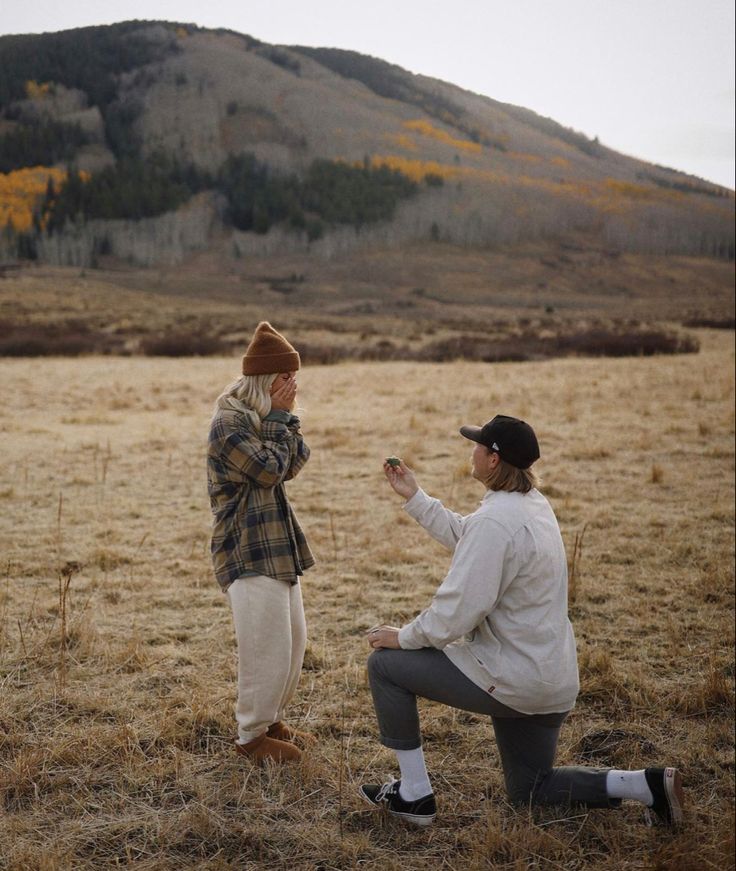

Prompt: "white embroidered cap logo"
[492,442,500,451]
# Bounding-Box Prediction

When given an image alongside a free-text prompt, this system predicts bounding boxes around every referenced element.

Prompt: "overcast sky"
[3,0,734,188]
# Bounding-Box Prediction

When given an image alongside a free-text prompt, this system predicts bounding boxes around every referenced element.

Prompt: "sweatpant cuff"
[237,729,266,744]
[574,797,623,809]
[380,734,423,751]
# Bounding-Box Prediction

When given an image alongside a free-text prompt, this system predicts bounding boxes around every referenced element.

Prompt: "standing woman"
[362,415,684,827]
[208,322,315,763]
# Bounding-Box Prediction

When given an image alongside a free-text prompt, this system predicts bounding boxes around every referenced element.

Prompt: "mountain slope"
[0,21,733,268]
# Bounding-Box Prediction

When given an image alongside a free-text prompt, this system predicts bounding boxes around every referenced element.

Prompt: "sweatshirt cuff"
[403,487,430,517]
[398,623,424,650]
[264,409,291,423]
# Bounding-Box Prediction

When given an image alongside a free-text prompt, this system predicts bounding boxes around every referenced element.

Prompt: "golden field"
[0,331,734,870]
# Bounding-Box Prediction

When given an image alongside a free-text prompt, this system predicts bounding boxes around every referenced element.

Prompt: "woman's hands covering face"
[270,372,297,411]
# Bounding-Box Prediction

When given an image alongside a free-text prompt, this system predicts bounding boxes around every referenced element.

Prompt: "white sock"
[605,769,653,805]
[394,747,433,801]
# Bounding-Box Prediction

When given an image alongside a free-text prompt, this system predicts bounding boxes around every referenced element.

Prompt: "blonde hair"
[214,373,278,430]
[483,454,539,494]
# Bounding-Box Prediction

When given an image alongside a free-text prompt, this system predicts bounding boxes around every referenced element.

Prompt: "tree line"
[35,153,419,241]
[0,23,185,163]
[0,119,89,173]
[219,155,417,239]
[41,154,205,232]
[0,23,180,111]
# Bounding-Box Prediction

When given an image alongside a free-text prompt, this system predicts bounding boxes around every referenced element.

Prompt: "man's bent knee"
[366,648,385,682]
[506,784,534,806]
[504,770,550,807]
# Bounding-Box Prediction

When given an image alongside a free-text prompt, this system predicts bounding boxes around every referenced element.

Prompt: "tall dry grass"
[0,331,733,870]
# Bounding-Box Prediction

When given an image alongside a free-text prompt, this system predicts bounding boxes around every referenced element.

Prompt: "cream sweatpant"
[227,574,307,743]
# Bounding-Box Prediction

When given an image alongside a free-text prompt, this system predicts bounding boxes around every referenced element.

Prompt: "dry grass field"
[0,330,734,870]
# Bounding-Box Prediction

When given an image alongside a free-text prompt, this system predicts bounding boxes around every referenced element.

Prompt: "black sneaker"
[359,778,436,827]
[644,767,684,827]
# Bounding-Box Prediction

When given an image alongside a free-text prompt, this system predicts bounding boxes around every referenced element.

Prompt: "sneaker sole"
[390,809,436,827]
[664,767,684,826]
[358,787,436,827]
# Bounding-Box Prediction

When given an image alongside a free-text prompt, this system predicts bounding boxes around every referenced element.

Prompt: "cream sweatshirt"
[397,487,580,715]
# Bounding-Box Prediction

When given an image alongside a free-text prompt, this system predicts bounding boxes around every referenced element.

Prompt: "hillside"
[0,20,733,272]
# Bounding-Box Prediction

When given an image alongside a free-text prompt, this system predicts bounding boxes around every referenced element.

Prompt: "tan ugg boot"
[234,733,301,763]
[267,721,317,746]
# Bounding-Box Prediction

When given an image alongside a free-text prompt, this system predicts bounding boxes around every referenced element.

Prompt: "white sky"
[2,0,734,188]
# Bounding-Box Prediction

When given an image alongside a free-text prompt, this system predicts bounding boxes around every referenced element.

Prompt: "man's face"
[470,442,495,481]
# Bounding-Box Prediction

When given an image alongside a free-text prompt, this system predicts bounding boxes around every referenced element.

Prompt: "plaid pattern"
[207,407,315,590]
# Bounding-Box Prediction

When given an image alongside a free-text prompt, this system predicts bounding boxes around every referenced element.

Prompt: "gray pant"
[367,648,618,808]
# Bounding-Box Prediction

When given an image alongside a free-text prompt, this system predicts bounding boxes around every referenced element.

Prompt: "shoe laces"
[643,806,665,827]
[376,777,400,803]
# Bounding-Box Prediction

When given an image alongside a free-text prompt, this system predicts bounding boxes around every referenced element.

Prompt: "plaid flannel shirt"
[207,406,315,590]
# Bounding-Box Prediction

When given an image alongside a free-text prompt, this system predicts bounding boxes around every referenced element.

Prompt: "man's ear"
[488,451,501,470]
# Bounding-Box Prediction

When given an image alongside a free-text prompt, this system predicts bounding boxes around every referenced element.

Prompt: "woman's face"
[269,371,297,396]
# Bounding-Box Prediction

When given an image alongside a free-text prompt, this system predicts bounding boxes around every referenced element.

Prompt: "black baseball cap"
[459,414,540,469]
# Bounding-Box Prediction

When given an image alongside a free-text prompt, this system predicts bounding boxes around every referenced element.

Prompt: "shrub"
[296,342,350,366]
[682,317,735,330]
[0,321,106,356]
[358,340,412,361]
[408,328,700,365]
[553,329,699,357]
[140,331,225,356]
[417,335,533,363]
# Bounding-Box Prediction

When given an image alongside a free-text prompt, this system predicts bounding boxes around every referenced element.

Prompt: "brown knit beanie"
[242,322,300,375]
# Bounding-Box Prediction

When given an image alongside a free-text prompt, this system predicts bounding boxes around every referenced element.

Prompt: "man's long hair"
[484,456,539,493]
